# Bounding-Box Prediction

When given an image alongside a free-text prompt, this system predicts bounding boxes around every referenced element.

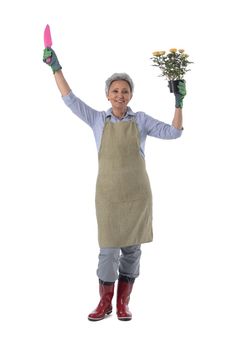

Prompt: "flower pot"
[168,79,184,93]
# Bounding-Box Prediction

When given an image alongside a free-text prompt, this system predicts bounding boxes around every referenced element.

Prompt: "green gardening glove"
[175,80,186,108]
[43,48,62,73]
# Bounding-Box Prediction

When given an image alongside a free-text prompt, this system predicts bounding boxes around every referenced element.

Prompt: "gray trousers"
[96,244,142,282]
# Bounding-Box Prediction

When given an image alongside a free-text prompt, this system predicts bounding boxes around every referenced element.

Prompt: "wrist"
[51,60,62,73]
[52,65,62,73]
[175,95,183,108]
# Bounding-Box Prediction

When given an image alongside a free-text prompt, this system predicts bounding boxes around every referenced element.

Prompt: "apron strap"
[105,114,135,122]
[105,115,111,122]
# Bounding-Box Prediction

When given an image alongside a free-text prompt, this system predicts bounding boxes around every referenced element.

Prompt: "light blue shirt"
[62,91,182,158]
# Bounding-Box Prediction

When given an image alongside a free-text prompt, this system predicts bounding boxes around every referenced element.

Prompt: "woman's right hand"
[43,48,62,73]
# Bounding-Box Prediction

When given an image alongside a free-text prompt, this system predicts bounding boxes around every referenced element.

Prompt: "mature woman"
[43,48,186,321]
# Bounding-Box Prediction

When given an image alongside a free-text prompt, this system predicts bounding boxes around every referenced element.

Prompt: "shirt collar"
[105,106,135,119]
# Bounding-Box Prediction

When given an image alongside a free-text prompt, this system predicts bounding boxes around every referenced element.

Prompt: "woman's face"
[107,80,132,110]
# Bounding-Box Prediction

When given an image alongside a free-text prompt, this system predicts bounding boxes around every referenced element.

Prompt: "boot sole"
[117,317,132,321]
[88,310,112,321]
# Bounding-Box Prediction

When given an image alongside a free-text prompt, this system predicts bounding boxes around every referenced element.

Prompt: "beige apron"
[95,117,153,248]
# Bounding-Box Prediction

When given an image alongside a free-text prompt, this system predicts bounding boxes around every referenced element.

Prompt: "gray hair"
[105,73,134,96]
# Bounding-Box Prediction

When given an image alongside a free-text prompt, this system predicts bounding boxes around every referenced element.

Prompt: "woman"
[43,48,186,321]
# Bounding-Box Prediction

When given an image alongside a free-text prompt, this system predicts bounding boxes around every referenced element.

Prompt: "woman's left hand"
[175,81,186,108]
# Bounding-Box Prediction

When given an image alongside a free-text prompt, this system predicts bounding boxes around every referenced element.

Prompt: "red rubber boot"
[116,276,134,321]
[88,280,115,321]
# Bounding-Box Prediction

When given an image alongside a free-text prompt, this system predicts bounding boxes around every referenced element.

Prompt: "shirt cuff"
[62,90,76,106]
[171,125,183,137]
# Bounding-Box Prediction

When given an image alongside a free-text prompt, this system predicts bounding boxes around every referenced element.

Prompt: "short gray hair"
[105,73,134,96]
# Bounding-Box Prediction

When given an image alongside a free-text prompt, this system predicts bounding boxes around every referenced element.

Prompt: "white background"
[0,0,232,349]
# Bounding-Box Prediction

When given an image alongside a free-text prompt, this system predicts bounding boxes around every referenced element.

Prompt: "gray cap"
[105,73,134,96]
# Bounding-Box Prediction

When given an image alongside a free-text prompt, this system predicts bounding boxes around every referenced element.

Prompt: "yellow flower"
[181,53,189,58]
[150,47,193,80]
[152,51,162,56]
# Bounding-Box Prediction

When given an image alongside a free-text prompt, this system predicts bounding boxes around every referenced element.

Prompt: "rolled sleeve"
[62,91,77,106]
[169,125,183,138]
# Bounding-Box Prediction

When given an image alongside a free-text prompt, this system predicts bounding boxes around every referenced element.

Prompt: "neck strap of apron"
[105,114,135,122]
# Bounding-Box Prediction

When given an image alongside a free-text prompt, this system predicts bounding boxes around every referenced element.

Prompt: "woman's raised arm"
[43,47,71,96]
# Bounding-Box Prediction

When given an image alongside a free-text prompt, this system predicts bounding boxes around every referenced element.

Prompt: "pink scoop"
[44,24,52,48]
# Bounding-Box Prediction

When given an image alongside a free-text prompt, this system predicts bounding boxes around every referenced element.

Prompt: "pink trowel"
[44,24,53,63]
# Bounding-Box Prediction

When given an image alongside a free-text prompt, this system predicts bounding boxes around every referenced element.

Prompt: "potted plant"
[150,48,193,93]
